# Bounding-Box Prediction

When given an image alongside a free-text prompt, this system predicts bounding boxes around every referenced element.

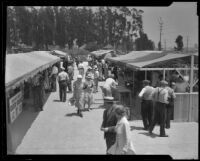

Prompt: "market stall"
[91,49,117,60]
[106,51,198,122]
[50,50,68,59]
[5,51,60,154]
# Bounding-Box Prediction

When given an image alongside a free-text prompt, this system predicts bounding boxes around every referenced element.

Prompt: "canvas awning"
[91,50,116,57]
[51,50,68,58]
[6,51,60,90]
[126,52,198,69]
[106,50,198,69]
[106,50,163,63]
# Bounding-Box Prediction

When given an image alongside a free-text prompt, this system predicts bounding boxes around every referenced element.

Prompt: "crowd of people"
[42,54,188,155]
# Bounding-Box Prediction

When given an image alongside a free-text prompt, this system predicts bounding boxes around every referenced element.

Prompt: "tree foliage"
[174,35,183,51]
[6,6,154,52]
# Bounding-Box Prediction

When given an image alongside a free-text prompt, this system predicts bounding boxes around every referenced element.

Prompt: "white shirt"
[103,78,117,88]
[58,71,69,81]
[138,85,155,100]
[51,66,58,75]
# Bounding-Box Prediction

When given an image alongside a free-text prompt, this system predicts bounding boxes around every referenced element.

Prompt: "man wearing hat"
[101,96,118,154]
[149,80,169,137]
[138,80,155,130]
[93,65,99,93]
[58,66,69,102]
[83,73,95,111]
[165,82,176,129]
[102,74,118,98]
[85,66,94,79]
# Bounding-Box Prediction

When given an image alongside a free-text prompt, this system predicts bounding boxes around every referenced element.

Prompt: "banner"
[9,91,23,123]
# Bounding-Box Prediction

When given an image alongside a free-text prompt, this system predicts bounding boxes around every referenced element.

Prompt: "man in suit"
[149,80,169,137]
[101,96,118,154]
[138,80,155,130]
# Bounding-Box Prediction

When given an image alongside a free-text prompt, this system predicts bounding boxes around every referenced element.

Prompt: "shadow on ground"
[65,112,79,117]
[130,126,144,131]
[53,99,61,102]
[138,132,160,138]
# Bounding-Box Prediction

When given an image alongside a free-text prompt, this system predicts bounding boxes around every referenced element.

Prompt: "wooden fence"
[174,93,198,122]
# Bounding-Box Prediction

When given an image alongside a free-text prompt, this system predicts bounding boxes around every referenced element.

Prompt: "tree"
[135,31,155,50]
[175,35,183,51]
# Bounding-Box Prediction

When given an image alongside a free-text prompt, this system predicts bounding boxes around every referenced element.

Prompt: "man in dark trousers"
[58,67,69,102]
[100,96,118,154]
[165,82,176,129]
[149,80,169,137]
[138,80,155,130]
[67,63,74,92]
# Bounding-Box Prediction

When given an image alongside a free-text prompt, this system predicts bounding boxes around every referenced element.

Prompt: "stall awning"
[6,51,60,90]
[106,50,163,63]
[125,52,198,69]
[106,50,198,69]
[91,50,116,57]
[51,50,68,58]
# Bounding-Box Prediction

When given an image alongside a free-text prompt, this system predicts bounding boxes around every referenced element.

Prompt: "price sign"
[9,91,23,123]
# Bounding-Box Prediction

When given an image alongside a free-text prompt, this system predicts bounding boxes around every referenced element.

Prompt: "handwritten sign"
[9,91,23,123]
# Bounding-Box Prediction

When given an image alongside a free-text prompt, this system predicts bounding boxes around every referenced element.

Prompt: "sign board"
[9,91,23,123]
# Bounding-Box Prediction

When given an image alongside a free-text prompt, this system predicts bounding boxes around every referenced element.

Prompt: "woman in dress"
[101,105,136,155]
[83,74,95,111]
[72,75,84,117]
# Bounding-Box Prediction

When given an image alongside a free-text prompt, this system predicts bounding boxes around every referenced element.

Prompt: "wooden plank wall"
[174,93,198,122]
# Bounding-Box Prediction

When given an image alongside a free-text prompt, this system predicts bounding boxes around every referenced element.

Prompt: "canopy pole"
[189,55,194,121]
[145,70,147,79]
[163,68,165,80]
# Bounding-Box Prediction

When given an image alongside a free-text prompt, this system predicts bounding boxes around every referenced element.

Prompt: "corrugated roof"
[6,51,60,89]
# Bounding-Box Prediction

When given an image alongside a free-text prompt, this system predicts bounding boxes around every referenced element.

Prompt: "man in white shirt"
[102,74,118,98]
[149,80,169,137]
[58,67,69,102]
[138,80,155,130]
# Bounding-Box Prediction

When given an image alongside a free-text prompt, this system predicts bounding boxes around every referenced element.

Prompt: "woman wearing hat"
[72,75,84,117]
[83,73,95,111]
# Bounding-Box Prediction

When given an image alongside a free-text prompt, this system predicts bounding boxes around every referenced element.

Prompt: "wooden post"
[189,55,194,121]
[145,70,147,79]
[163,68,165,80]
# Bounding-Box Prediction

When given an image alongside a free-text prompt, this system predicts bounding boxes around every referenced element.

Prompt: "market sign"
[9,91,23,123]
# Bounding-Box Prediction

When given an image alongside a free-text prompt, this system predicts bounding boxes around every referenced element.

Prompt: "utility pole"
[158,17,163,51]
[164,39,166,50]
[186,36,189,52]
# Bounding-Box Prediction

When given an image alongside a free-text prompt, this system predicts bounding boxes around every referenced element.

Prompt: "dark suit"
[101,104,118,152]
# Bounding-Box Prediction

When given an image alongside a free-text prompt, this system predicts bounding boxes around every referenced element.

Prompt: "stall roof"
[6,51,60,90]
[106,50,163,63]
[91,50,115,57]
[106,50,198,69]
[51,50,68,58]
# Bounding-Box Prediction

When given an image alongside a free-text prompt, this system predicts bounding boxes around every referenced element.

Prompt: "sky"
[134,2,198,49]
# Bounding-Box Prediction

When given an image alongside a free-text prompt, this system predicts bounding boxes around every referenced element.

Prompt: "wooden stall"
[106,51,198,122]
[5,51,60,154]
